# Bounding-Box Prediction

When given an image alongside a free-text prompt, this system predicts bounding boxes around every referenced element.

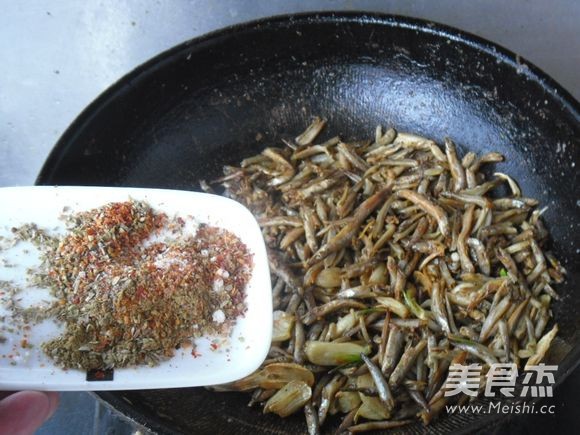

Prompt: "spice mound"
[23,201,252,370]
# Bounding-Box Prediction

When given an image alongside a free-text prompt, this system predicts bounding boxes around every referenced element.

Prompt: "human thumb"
[0,391,59,435]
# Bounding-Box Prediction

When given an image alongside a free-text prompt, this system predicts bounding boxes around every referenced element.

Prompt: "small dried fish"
[360,353,395,410]
[214,120,563,430]
[381,326,405,376]
[449,337,498,366]
[525,324,558,369]
[308,185,393,265]
[445,138,467,191]
[389,339,427,387]
[431,283,450,334]
[397,190,449,237]
[304,402,320,435]
[347,420,412,432]
[295,117,326,146]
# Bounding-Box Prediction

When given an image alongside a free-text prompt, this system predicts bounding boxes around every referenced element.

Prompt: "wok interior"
[39,14,579,434]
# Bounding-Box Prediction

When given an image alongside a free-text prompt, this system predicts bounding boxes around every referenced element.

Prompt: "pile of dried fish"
[206,118,564,432]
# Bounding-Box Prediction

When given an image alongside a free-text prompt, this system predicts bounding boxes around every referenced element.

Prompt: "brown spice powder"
[13,200,253,370]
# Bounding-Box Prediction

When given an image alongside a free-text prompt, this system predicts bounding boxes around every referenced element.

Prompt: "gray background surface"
[1,1,578,434]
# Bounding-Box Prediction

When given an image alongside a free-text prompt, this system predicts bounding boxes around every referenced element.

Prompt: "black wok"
[37,12,579,434]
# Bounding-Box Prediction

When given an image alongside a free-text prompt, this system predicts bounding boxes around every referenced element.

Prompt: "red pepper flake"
[28,200,253,371]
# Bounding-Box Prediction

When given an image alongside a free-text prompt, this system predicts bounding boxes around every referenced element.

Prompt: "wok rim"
[37,11,580,183]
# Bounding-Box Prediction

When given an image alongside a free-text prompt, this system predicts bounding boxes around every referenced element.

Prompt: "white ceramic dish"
[0,186,272,391]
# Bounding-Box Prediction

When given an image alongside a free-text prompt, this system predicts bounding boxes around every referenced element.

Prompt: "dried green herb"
[6,201,253,370]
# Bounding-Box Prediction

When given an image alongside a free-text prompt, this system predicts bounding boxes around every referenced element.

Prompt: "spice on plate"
[8,200,253,370]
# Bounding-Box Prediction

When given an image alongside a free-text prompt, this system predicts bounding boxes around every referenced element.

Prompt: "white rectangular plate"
[0,186,272,391]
